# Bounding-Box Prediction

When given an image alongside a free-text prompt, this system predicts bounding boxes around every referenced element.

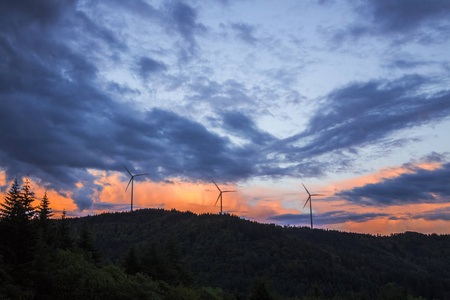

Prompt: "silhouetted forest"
[1,179,450,299]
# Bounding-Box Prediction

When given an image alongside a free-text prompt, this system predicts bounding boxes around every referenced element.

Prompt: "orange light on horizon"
[0,162,449,235]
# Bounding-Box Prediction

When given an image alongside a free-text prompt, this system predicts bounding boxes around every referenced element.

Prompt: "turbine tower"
[124,164,148,212]
[212,179,236,214]
[302,183,324,229]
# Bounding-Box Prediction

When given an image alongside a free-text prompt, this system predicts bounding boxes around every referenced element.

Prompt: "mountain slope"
[64,209,450,299]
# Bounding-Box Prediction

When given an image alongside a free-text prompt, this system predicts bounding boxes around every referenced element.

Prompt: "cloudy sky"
[1,0,450,235]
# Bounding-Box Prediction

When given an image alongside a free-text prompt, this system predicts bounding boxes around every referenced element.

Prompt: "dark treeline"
[1,179,450,299]
[0,179,234,300]
[65,209,450,300]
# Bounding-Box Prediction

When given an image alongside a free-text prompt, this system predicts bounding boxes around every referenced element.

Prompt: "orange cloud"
[318,161,449,235]
[1,163,449,236]
[325,161,442,195]
[0,175,76,218]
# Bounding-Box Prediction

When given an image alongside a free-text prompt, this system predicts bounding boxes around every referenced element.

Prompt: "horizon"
[1,1,449,236]
[47,206,450,237]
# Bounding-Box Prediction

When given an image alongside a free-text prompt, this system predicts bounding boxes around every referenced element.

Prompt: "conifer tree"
[37,191,53,245]
[37,191,52,223]
[0,178,36,286]
[78,223,101,264]
[248,278,276,300]
[164,235,192,285]
[20,178,36,221]
[0,179,22,266]
[123,245,140,275]
[141,241,161,279]
[56,209,73,250]
[0,178,21,222]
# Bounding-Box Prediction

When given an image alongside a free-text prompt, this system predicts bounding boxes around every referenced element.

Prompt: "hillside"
[65,209,450,299]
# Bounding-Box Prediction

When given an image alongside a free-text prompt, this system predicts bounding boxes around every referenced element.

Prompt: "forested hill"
[64,209,450,299]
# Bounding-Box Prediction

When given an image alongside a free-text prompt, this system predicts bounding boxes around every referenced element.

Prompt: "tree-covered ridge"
[0,180,233,300]
[66,209,450,300]
[1,179,450,299]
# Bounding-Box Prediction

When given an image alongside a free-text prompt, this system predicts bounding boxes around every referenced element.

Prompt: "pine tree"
[248,278,276,300]
[78,223,101,264]
[31,227,53,299]
[37,191,52,223]
[37,191,53,245]
[123,245,141,275]
[0,178,21,222]
[164,235,192,285]
[0,178,36,286]
[141,241,161,279]
[0,179,22,267]
[20,177,36,221]
[56,209,73,250]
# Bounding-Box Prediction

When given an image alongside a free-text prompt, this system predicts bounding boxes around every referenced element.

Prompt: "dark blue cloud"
[0,0,252,210]
[171,2,200,39]
[77,11,127,52]
[268,210,389,226]
[330,0,450,45]
[92,202,128,211]
[221,110,275,145]
[165,1,206,62]
[0,0,264,204]
[112,0,158,19]
[138,57,168,78]
[413,207,450,221]
[1,0,66,26]
[272,75,450,165]
[337,162,450,206]
[364,0,450,36]
[384,58,433,70]
[231,22,258,44]
[186,78,256,111]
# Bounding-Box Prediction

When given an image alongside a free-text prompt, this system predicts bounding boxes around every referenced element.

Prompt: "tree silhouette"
[123,245,140,275]
[78,223,101,264]
[0,178,22,267]
[141,241,161,279]
[248,278,276,300]
[0,178,36,287]
[55,209,73,250]
[164,235,192,285]
[37,191,53,245]
[0,178,22,222]
[37,191,52,223]
[20,178,36,221]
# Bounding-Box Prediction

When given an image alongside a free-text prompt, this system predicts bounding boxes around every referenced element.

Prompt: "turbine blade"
[303,196,311,209]
[212,179,221,192]
[135,173,149,177]
[302,182,311,196]
[123,164,132,176]
[125,178,133,191]
[214,193,221,206]
[311,194,325,196]
[222,190,236,193]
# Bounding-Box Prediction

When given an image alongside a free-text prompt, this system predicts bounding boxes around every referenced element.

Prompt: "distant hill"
[65,209,450,299]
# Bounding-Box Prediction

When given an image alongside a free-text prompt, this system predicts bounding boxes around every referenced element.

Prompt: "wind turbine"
[302,183,324,229]
[212,179,236,214]
[124,164,148,212]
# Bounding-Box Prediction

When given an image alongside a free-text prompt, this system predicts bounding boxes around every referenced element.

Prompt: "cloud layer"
[1,0,449,227]
[337,162,450,206]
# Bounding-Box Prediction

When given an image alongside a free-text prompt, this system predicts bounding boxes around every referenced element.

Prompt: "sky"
[1,0,450,235]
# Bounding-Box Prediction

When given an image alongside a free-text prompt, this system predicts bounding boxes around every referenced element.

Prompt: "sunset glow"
[2,158,449,235]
